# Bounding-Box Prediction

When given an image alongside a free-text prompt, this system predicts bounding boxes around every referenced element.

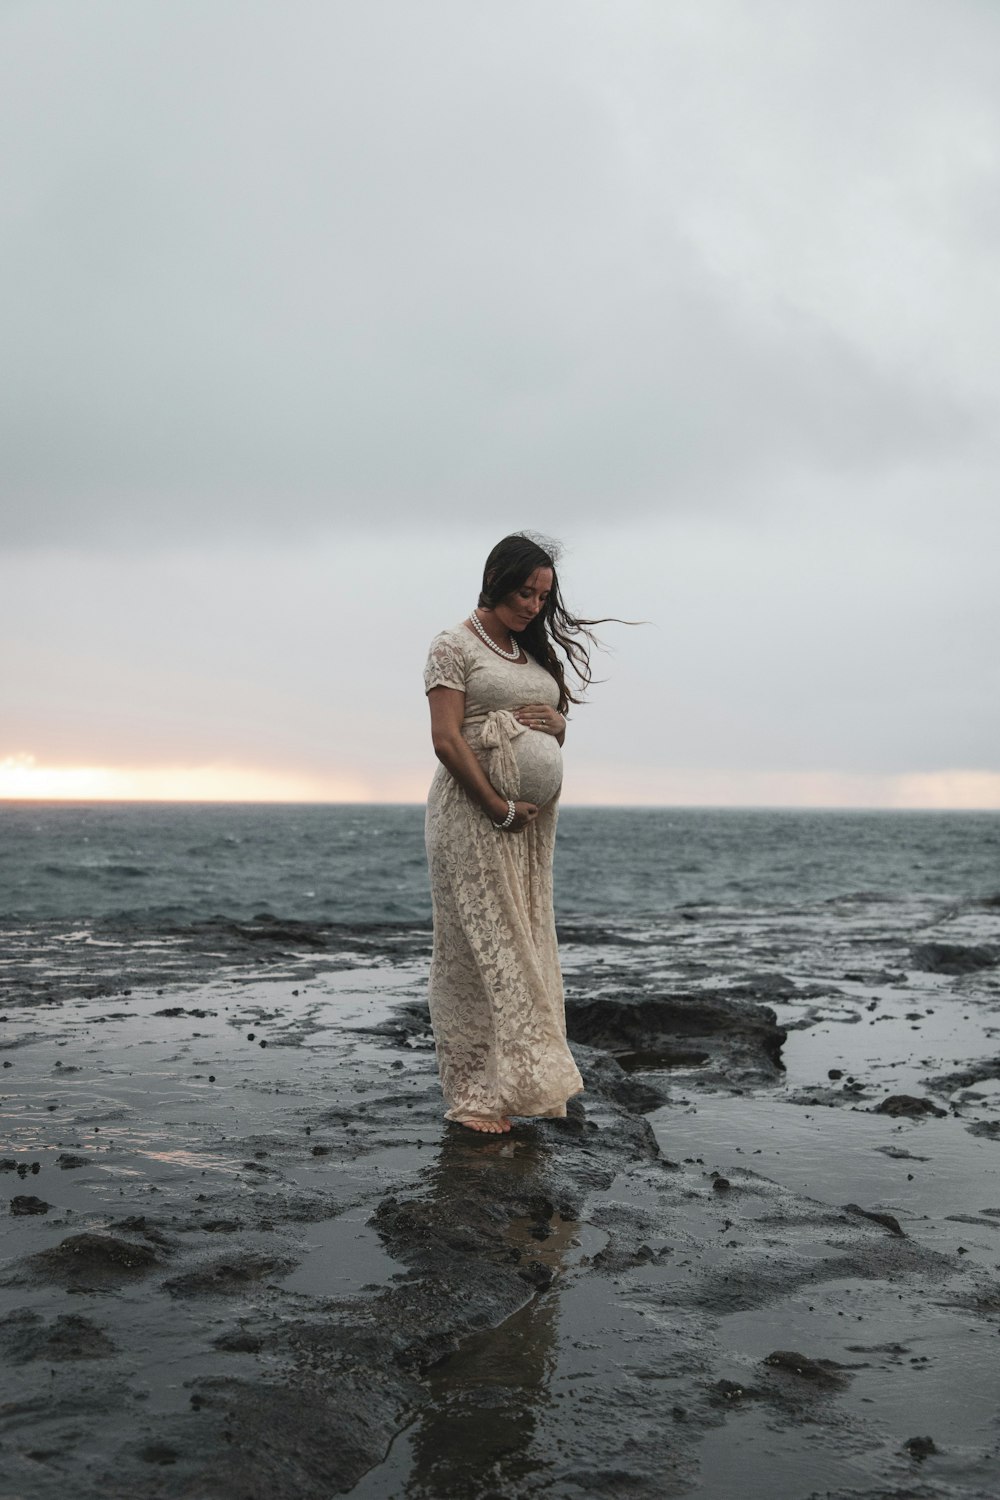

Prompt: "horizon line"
[2,797,999,814]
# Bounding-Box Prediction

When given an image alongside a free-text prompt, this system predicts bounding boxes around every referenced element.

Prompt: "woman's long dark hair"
[477,532,627,714]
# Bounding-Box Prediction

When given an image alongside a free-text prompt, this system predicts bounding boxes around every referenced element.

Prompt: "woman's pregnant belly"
[513,728,563,808]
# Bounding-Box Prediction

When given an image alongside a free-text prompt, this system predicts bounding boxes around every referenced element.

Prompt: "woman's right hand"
[492,798,539,831]
[509,800,539,831]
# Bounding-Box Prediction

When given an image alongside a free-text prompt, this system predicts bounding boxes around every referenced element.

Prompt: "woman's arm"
[427,686,538,830]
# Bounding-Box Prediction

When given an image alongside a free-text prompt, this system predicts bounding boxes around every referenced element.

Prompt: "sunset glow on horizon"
[0,754,401,804]
[3,755,999,809]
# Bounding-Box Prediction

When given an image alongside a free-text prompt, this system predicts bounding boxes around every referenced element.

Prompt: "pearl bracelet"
[492,798,516,830]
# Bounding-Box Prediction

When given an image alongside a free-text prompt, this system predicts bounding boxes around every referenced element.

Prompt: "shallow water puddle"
[345,1232,675,1500]
[341,1290,570,1500]
[694,1287,1000,1496]
[777,985,1000,1097]
[281,1208,406,1298]
[650,1097,1000,1268]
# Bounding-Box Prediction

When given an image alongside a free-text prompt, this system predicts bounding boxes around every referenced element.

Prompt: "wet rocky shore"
[2,890,1000,1498]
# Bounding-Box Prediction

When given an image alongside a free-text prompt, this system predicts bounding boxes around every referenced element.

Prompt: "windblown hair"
[477,532,626,714]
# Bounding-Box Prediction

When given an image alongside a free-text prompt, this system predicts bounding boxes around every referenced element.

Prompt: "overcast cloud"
[2,1,998,803]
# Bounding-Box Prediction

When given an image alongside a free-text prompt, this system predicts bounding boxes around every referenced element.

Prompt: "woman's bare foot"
[454,1115,513,1133]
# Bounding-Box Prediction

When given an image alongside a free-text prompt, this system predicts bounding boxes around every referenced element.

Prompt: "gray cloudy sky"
[2,0,998,804]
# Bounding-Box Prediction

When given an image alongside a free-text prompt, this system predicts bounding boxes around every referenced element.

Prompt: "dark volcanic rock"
[902,1434,939,1459]
[360,999,434,1044]
[620,1045,710,1071]
[185,1374,423,1499]
[762,1350,852,1389]
[518,1259,556,1289]
[56,1152,89,1169]
[926,1056,1000,1094]
[563,992,786,1083]
[0,1309,117,1363]
[708,1377,763,1405]
[10,1195,50,1215]
[843,1203,905,1237]
[911,942,998,975]
[10,1232,161,1285]
[571,1044,672,1113]
[555,923,650,947]
[114,1213,175,1246]
[373,1196,496,1257]
[230,916,329,949]
[213,1327,265,1353]
[726,972,831,1001]
[163,1252,298,1297]
[873,1094,947,1119]
[247,1190,344,1226]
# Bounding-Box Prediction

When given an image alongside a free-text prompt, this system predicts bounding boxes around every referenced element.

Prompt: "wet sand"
[3,895,1000,1498]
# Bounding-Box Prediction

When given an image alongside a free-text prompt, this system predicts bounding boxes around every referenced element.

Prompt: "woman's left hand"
[514,703,564,736]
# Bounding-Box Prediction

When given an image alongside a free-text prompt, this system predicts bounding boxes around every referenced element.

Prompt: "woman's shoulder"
[423,622,473,693]
[428,621,472,650]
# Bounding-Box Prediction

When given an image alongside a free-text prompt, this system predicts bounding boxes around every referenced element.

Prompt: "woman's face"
[494,566,553,632]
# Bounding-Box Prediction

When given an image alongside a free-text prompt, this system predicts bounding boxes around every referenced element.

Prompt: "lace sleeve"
[423,632,467,694]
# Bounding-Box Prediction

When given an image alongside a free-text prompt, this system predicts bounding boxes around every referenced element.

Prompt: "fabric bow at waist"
[465,709,528,800]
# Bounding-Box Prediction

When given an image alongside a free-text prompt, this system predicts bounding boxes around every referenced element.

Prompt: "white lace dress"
[423,622,585,1122]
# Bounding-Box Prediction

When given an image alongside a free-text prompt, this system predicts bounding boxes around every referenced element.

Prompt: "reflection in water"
[367,1127,580,1499]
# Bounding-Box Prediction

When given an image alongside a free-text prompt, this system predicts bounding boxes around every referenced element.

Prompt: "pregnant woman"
[423,531,608,1133]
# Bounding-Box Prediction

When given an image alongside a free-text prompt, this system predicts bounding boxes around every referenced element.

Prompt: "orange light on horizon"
[1,754,998,809]
[0,753,414,803]
[564,765,1000,810]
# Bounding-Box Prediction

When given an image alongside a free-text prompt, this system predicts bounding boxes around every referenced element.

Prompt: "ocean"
[3,803,998,928]
[3,800,997,1007]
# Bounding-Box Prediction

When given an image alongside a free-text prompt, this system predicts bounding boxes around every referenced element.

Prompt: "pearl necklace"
[469,608,522,661]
